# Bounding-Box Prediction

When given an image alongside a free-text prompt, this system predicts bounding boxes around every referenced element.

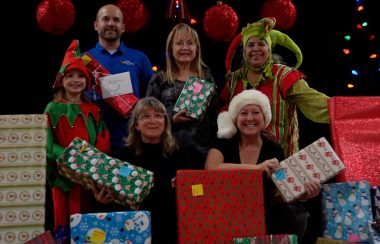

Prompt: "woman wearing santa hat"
[206,89,321,241]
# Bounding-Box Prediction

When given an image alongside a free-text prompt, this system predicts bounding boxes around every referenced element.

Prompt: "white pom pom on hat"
[217,89,272,138]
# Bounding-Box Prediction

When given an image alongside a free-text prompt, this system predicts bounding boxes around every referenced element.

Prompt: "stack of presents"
[0,94,380,243]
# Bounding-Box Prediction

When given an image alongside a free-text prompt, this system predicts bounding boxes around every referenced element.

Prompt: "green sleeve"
[45,123,74,192]
[287,79,330,123]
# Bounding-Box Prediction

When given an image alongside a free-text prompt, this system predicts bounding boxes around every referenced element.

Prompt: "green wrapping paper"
[57,137,154,209]
[173,76,215,119]
[234,235,298,244]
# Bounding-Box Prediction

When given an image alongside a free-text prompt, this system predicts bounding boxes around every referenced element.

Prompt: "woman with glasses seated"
[111,96,190,244]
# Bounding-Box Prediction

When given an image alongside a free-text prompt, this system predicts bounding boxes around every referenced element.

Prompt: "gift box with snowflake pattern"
[321,181,373,242]
[70,211,151,243]
[173,76,215,119]
[57,137,154,210]
[271,137,345,202]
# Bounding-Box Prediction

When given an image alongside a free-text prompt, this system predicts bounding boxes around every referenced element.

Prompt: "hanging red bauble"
[203,1,239,42]
[116,0,150,33]
[260,0,296,30]
[36,0,75,35]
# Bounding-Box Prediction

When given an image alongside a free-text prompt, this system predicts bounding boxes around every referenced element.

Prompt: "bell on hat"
[53,39,91,90]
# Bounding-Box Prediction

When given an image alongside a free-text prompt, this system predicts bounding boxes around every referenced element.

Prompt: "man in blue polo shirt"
[85,4,154,155]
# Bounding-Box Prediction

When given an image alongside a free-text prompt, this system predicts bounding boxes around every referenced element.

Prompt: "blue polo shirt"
[84,42,154,151]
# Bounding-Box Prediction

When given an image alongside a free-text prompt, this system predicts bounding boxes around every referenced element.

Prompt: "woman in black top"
[113,97,190,244]
[205,89,321,241]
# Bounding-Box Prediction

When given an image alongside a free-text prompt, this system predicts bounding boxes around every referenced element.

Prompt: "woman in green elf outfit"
[44,39,113,243]
[220,17,330,158]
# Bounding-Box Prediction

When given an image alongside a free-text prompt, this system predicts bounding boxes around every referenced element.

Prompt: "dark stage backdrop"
[3,0,379,147]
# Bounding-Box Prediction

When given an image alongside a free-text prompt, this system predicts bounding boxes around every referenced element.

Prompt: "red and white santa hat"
[53,39,91,90]
[217,89,272,139]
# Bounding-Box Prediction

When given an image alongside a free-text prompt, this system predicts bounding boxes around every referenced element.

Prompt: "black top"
[113,143,190,244]
[146,70,219,169]
[212,135,285,205]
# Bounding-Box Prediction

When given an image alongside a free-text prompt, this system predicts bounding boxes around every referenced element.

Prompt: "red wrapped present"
[176,169,266,243]
[82,53,138,117]
[328,96,380,186]
[25,231,56,244]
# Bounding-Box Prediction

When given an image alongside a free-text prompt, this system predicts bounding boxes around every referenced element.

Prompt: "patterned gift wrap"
[234,234,298,244]
[173,76,215,119]
[70,211,151,244]
[57,137,154,210]
[328,97,380,187]
[271,137,345,202]
[315,237,357,244]
[0,114,47,243]
[176,169,266,243]
[368,221,380,244]
[373,186,380,222]
[321,181,373,242]
[24,231,56,244]
[0,227,44,244]
[82,53,138,117]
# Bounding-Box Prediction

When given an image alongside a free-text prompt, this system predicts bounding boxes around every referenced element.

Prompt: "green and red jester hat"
[53,39,91,90]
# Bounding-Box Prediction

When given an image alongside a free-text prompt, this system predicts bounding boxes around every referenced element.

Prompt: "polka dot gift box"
[57,137,154,210]
[173,76,215,120]
[176,169,265,243]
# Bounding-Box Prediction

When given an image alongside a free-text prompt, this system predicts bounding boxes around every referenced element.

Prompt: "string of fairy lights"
[342,0,379,90]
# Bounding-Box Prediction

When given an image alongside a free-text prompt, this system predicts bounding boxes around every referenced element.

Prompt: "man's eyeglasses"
[138,113,165,122]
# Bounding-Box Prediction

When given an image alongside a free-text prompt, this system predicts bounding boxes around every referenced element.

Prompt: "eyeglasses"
[138,113,165,122]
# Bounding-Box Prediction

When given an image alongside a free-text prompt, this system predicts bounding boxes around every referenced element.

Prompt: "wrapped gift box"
[321,181,373,242]
[176,169,266,243]
[173,76,215,119]
[372,186,380,221]
[328,96,380,186]
[368,221,380,244]
[0,114,47,243]
[25,231,56,244]
[0,227,45,244]
[271,137,345,202]
[70,211,151,244]
[57,137,154,210]
[315,237,357,244]
[82,53,138,117]
[234,234,298,244]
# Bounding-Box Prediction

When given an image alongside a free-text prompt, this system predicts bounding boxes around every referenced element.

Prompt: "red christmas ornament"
[203,1,239,42]
[260,0,296,30]
[116,0,149,33]
[36,0,75,35]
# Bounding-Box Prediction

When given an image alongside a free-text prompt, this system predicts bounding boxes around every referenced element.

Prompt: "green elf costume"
[220,17,330,157]
[44,40,110,242]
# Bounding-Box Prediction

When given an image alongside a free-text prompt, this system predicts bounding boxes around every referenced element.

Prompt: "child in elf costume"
[44,39,113,242]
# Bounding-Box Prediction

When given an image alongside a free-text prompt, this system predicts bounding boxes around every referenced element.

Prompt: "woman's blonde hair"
[164,23,208,84]
[126,97,177,156]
